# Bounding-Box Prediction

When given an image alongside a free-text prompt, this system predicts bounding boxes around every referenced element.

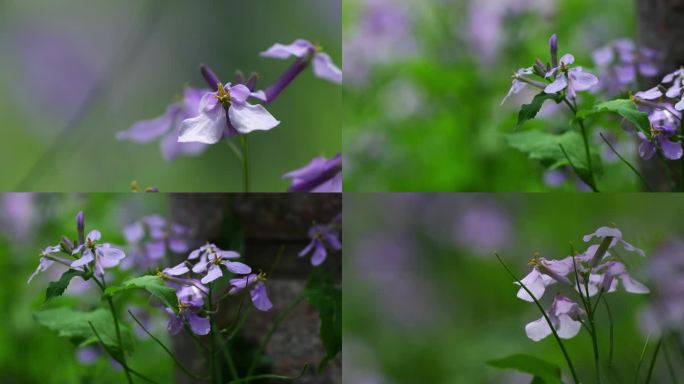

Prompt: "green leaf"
[34,307,134,353]
[104,275,178,311]
[517,92,564,129]
[304,272,341,371]
[504,130,602,181]
[45,269,90,302]
[487,354,562,384]
[578,99,651,135]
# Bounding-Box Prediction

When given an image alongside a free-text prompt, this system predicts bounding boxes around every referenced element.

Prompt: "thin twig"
[599,132,653,191]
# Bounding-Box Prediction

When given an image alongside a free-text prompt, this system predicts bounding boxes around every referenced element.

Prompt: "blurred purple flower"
[261,39,342,84]
[592,39,660,96]
[76,345,122,370]
[121,215,191,271]
[0,193,37,241]
[117,88,210,161]
[229,273,273,311]
[300,221,342,266]
[454,205,512,254]
[343,0,417,85]
[284,153,342,192]
[178,84,278,144]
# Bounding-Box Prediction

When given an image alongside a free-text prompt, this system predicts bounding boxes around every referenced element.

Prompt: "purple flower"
[261,39,342,84]
[299,222,342,266]
[545,53,599,98]
[117,88,210,161]
[636,109,683,161]
[27,245,62,284]
[189,243,251,285]
[592,39,660,95]
[501,67,536,105]
[229,273,273,311]
[177,83,279,144]
[662,68,684,111]
[71,230,126,276]
[167,285,210,336]
[525,294,584,341]
[516,255,574,302]
[284,153,342,192]
[582,225,646,257]
[122,215,190,271]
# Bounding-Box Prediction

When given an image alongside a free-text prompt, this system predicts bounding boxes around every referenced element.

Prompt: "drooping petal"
[222,261,252,275]
[658,136,683,160]
[260,39,314,59]
[27,257,55,284]
[229,274,256,294]
[228,103,280,134]
[313,52,343,84]
[116,105,178,143]
[638,134,657,160]
[618,239,645,257]
[200,264,223,284]
[299,240,315,257]
[71,250,95,268]
[311,241,328,266]
[525,316,553,341]
[164,262,190,276]
[620,275,650,294]
[545,75,567,94]
[250,283,273,311]
[186,312,211,335]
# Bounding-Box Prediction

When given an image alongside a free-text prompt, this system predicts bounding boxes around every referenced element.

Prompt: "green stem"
[208,286,223,384]
[635,334,652,384]
[128,310,209,381]
[246,294,306,377]
[563,97,598,192]
[661,337,678,384]
[602,296,614,367]
[240,136,250,192]
[599,132,653,191]
[494,253,581,384]
[645,338,663,384]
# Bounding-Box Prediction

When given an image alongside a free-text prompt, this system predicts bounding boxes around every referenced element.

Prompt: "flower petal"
[525,316,553,341]
[313,52,342,84]
[200,264,223,284]
[545,75,567,94]
[250,283,273,311]
[311,241,328,266]
[228,103,280,134]
[116,105,178,143]
[186,312,211,335]
[223,261,251,275]
[260,39,314,59]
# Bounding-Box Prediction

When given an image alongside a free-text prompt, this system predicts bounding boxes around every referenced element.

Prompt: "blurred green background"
[0,193,173,383]
[0,0,341,192]
[343,193,684,383]
[343,0,645,192]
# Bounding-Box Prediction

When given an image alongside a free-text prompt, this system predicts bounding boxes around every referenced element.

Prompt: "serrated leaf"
[104,275,178,311]
[304,272,341,371]
[578,99,651,135]
[504,130,602,181]
[34,307,134,354]
[517,92,564,129]
[487,354,562,384]
[45,269,90,302]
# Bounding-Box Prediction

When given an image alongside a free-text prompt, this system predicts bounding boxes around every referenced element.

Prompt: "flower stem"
[224,363,308,384]
[495,253,581,384]
[106,296,134,384]
[563,98,598,192]
[645,337,663,384]
[599,132,653,191]
[240,136,250,192]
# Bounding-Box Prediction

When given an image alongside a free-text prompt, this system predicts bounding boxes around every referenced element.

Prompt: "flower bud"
[200,64,221,92]
[549,34,558,68]
[76,211,85,245]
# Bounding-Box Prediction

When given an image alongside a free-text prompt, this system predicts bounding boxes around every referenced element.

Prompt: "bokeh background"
[0,0,341,192]
[343,0,652,192]
[343,193,684,383]
[0,193,342,383]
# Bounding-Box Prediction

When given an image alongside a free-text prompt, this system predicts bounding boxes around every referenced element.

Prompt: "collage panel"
[0,193,341,383]
[0,0,341,192]
[344,193,684,383]
[343,0,684,192]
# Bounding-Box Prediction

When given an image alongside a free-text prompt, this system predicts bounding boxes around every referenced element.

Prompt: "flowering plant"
[492,225,656,383]
[28,210,342,383]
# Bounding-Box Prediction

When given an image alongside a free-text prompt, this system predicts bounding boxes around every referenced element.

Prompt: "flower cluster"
[299,214,342,266]
[631,69,684,161]
[159,243,272,334]
[502,34,599,105]
[516,226,648,341]
[592,38,659,96]
[121,215,191,271]
[28,211,127,283]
